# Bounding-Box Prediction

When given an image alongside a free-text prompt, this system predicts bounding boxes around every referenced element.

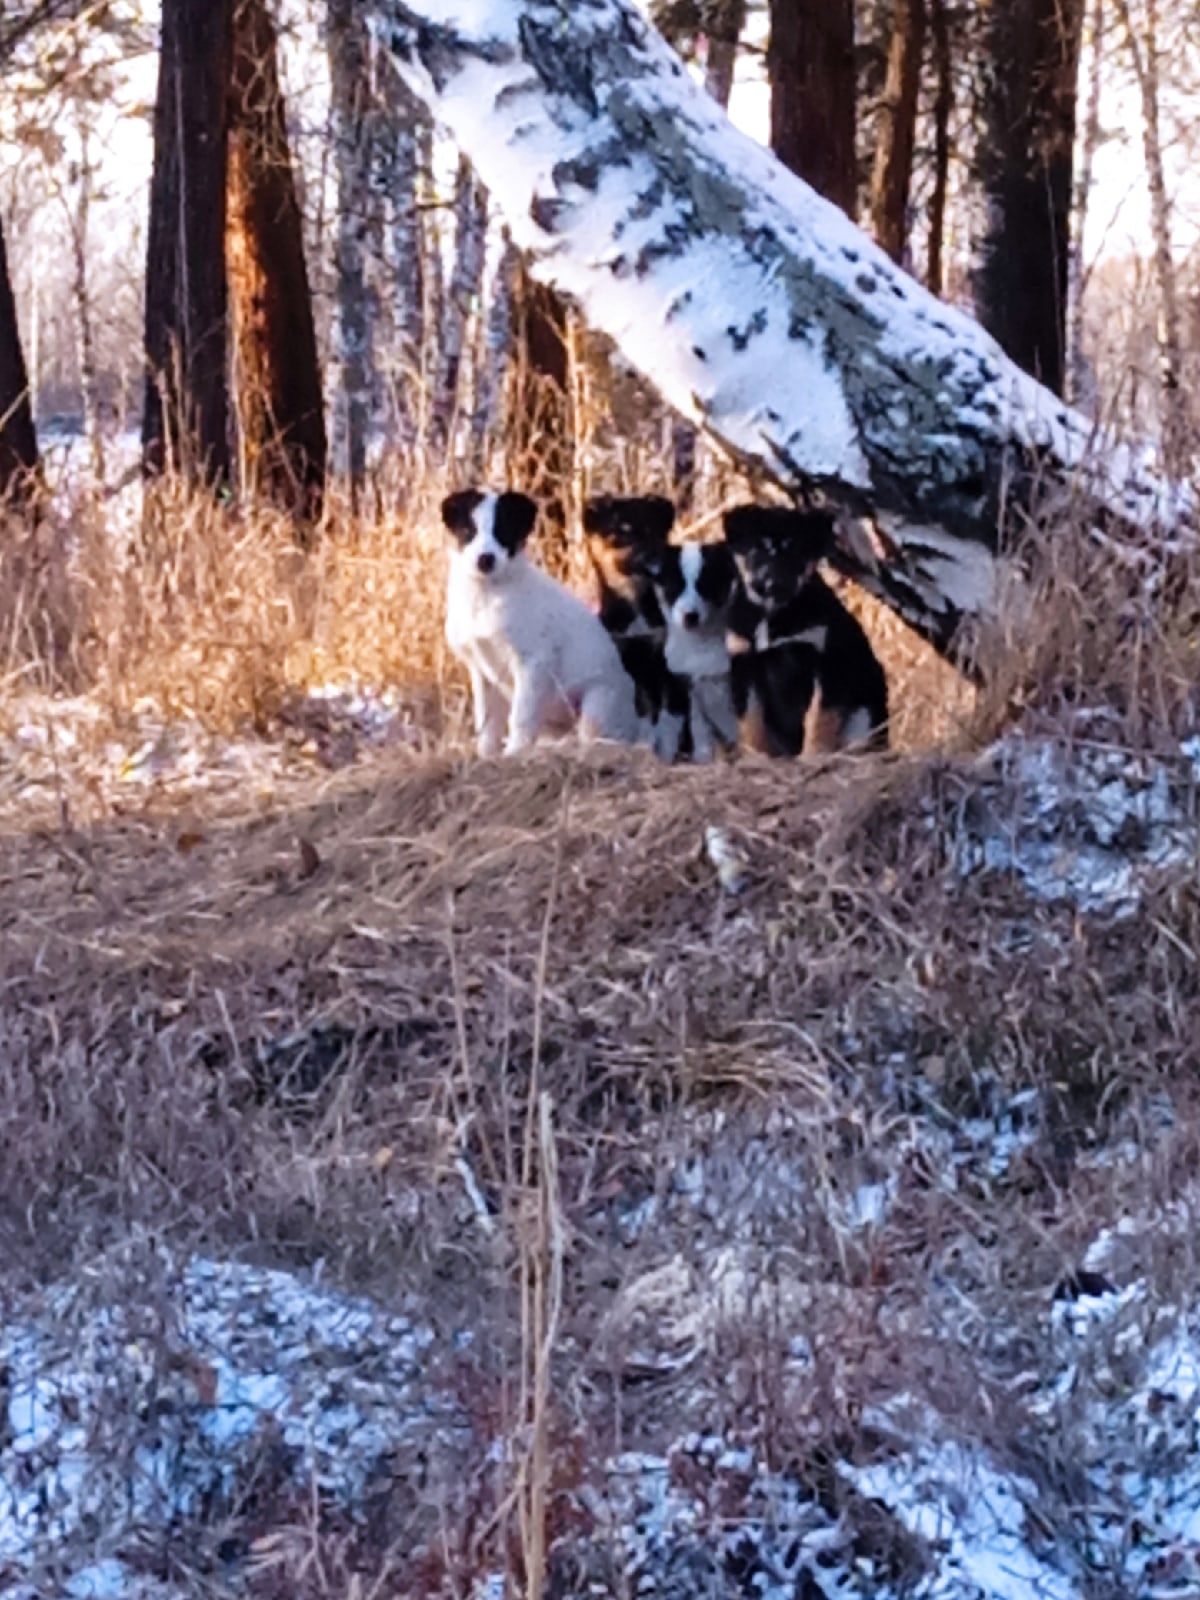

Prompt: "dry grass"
[2,444,1200,1594]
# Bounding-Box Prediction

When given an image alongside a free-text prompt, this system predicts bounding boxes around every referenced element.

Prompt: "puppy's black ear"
[791,510,837,565]
[721,504,763,549]
[582,496,614,535]
[642,495,677,542]
[708,542,738,602]
[494,491,538,549]
[441,489,483,538]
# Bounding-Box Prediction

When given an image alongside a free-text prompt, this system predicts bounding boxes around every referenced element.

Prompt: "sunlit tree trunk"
[142,0,234,484]
[870,0,925,263]
[227,0,327,528]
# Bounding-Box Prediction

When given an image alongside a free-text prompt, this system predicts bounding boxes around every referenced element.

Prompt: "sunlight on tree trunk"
[227,0,327,531]
[870,0,925,264]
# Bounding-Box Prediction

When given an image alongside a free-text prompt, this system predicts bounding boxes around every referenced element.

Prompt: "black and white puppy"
[582,494,691,762]
[646,541,740,763]
[442,488,641,757]
[723,504,889,755]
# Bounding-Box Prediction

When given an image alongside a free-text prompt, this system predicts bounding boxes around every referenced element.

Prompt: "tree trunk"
[326,0,379,503]
[971,0,1084,398]
[509,264,573,553]
[925,0,952,295]
[374,0,1185,659]
[0,213,39,500]
[870,0,925,264]
[470,231,519,476]
[70,117,106,487]
[1066,0,1104,408]
[703,0,746,108]
[1113,0,1187,474]
[431,155,488,456]
[142,0,234,485]
[378,56,425,450]
[768,0,857,217]
[227,0,327,528]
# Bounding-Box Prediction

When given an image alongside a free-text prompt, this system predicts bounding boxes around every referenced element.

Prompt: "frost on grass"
[0,1257,465,1595]
[953,718,1200,917]
[372,0,1190,653]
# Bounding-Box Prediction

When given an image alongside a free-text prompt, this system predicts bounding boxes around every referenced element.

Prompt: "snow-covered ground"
[3,1238,1200,1598]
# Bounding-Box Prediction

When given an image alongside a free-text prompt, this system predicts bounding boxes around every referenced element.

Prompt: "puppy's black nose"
[681,609,701,631]
[476,551,497,575]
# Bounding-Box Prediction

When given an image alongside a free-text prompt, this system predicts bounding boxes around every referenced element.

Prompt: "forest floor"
[3,484,1200,1597]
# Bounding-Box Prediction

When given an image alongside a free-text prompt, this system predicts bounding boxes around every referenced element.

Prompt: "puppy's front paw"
[477,727,503,758]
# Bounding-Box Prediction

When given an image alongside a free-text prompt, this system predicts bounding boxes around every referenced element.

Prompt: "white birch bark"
[369,0,1188,656]
[1066,0,1103,410]
[327,0,379,496]
[1114,0,1188,475]
[431,155,489,456]
[375,53,425,449]
[470,230,519,474]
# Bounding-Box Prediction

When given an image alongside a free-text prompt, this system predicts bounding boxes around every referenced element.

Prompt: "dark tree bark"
[971,0,1084,397]
[227,0,327,526]
[142,0,235,484]
[926,0,952,295]
[703,0,746,107]
[509,265,572,554]
[768,0,857,217]
[870,0,926,263]
[0,213,39,500]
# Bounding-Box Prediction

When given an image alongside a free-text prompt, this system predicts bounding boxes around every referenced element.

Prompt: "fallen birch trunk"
[369,0,1182,658]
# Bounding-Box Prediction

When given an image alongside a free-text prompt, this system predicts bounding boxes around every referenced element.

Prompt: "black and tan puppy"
[723,504,889,755]
[582,494,691,760]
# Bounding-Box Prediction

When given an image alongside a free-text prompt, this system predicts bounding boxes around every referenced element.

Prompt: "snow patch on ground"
[0,1257,464,1594]
[954,722,1200,917]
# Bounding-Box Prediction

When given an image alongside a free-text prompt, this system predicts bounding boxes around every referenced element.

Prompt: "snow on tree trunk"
[0,213,39,501]
[430,155,488,456]
[370,0,1186,658]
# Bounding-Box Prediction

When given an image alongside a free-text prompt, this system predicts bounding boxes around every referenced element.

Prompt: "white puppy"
[442,488,642,757]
